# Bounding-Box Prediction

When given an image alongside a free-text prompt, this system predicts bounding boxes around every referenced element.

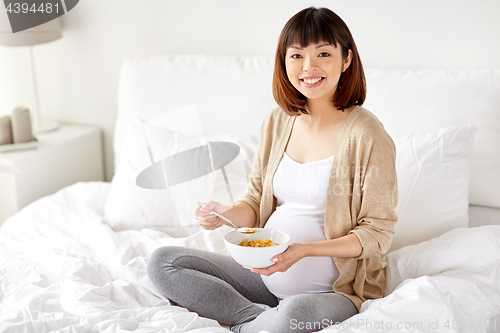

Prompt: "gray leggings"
[147,246,358,333]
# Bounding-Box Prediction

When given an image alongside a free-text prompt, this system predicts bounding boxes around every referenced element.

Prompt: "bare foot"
[218,322,230,329]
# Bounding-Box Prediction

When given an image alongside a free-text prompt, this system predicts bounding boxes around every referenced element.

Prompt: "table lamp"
[0,7,62,133]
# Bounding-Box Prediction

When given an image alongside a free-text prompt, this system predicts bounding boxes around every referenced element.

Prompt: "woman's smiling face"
[285,42,352,104]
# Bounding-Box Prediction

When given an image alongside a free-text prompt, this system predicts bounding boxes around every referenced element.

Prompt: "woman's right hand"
[195,200,230,230]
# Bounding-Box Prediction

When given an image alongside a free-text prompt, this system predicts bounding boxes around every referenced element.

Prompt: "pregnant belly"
[261,204,340,299]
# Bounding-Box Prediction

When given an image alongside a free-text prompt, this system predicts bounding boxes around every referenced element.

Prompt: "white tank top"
[261,152,340,299]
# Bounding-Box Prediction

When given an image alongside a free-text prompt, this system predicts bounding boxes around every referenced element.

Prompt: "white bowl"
[224,228,290,269]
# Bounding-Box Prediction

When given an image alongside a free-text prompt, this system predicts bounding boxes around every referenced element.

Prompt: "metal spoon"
[197,201,258,234]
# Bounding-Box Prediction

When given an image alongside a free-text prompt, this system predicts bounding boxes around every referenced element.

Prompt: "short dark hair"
[272,7,366,115]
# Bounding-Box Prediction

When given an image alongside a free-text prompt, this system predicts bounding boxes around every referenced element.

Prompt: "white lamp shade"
[0,5,61,46]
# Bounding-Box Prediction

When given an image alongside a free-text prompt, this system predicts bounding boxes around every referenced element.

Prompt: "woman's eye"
[291,54,302,59]
[319,52,330,57]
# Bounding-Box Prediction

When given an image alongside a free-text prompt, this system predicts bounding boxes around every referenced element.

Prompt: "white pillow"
[389,125,477,252]
[106,114,475,253]
[103,117,258,231]
[364,69,500,209]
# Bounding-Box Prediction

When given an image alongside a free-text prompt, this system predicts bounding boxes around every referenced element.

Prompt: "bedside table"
[0,123,104,225]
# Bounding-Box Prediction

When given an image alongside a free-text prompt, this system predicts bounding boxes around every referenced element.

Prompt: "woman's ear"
[342,49,353,72]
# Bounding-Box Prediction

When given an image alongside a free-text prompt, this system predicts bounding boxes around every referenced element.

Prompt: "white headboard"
[116,55,500,210]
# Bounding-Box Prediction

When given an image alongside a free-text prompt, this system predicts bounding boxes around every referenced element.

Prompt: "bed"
[1,55,499,333]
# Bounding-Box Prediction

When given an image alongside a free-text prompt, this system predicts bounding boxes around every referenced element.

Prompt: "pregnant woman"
[147,7,398,333]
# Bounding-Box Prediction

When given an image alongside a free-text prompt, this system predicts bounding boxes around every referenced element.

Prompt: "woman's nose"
[303,56,317,72]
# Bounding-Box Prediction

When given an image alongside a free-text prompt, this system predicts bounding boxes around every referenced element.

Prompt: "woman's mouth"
[300,77,324,87]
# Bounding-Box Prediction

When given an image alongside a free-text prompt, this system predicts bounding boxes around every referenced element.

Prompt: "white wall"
[1,0,499,181]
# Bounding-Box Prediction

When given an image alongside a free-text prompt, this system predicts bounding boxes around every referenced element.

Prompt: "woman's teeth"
[303,78,323,84]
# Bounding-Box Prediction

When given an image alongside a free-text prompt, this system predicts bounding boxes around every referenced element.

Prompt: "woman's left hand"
[251,243,307,276]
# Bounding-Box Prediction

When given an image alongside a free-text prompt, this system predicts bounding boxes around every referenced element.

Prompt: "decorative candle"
[11,106,33,143]
[0,116,13,145]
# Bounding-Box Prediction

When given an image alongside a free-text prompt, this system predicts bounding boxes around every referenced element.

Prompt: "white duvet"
[0,182,499,333]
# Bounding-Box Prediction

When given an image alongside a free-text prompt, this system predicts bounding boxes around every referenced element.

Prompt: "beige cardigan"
[235,105,398,311]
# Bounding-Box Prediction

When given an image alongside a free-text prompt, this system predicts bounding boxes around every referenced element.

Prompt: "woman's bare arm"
[252,233,362,276]
[222,201,257,229]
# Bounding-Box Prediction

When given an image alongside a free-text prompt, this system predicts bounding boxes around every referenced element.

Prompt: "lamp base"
[34,119,59,134]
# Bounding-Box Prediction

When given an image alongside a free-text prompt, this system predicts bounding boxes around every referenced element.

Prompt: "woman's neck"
[302,98,353,131]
